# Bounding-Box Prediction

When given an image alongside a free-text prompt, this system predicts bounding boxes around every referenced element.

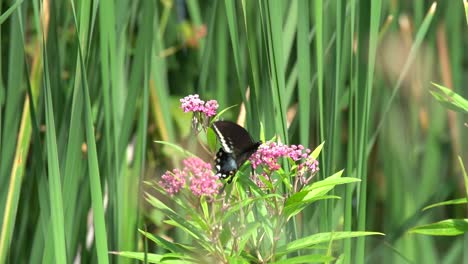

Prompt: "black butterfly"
[211,121,261,183]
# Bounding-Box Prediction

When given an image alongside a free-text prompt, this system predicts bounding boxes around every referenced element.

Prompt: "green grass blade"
[43,42,67,264]
[71,1,110,262]
[297,0,310,148]
[344,0,357,257]
[355,0,382,262]
[0,0,24,24]
[464,0,468,25]
[264,0,288,143]
[81,48,110,264]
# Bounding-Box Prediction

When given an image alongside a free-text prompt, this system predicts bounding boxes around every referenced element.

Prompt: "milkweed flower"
[159,157,221,199]
[180,94,219,117]
[249,141,319,185]
[204,100,219,117]
[184,157,222,197]
[159,169,187,196]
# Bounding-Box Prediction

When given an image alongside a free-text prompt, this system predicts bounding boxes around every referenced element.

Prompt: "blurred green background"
[0,0,467,263]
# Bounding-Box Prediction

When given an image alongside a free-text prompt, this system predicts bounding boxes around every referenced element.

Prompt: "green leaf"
[409,219,468,236]
[430,82,468,113]
[154,141,197,157]
[111,251,163,263]
[459,156,468,198]
[138,230,195,253]
[284,195,341,220]
[464,0,468,25]
[276,231,384,255]
[423,198,468,211]
[207,127,218,152]
[112,251,196,263]
[212,104,239,123]
[0,0,24,24]
[237,222,261,253]
[43,38,67,264]
[145,194,206,241]
[310,141,325,160]
[272,254,335,264]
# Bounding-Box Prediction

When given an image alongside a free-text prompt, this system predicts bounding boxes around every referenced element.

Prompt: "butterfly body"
[212,121,261,183]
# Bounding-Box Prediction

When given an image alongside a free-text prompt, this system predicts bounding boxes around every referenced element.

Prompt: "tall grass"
[0,0,466,263]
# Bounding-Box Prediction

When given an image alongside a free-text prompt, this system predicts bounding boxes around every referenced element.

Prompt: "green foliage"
[430,83,468,113]
[117,140,375,263]
[409,219,468,236]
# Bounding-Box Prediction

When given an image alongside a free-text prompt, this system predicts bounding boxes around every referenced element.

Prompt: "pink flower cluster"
[249,141,319,176]
[180,94,219,117]
[159,157,222,198]
[160,169,186,195]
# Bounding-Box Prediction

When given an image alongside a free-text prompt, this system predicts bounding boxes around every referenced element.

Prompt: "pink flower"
[249,141,320,184]
[179,94,219,117]
[298,158,319,176]
[184,157,221,198]
[160,157,222,198]
[250,142,286,171]
[159,169,187,195]
[204,100,219,117]
[180,94,205,113]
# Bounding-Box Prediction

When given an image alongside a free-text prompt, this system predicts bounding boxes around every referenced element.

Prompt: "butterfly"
[211,121,261,183]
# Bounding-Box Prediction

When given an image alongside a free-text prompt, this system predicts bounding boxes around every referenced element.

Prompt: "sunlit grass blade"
[464,0,468,25]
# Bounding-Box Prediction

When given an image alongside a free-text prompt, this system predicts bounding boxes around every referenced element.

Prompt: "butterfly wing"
[214,148,237,180]
[212,121,257,154]
[212,121,261,182]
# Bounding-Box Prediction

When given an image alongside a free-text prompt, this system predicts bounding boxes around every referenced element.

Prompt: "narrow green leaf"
[272,254,335,264]
[276,231,384,255]
[112,251,196,263]
[430,82,468,113]
[423,198,468,211]
[111,251,163,263]
[297,0,311,148]
[154,141,197,157]
[0,0,24,24]
[459,156,468,199]
[356,0,382,261]
[145,194,208,243]
[409,219,468,236]
[264,0,288,143]
[310,142,325,160]
[464,0,468,25]
[212,104,239,123]
[70,2,110,262]
[284,195,341,220]
[138,230,194,253]
[44,53,67,264]
[207,127,217,152]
